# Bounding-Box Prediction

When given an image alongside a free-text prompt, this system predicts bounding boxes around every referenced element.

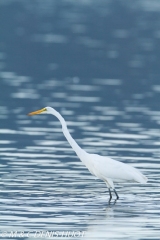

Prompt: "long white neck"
[50,108,85,157]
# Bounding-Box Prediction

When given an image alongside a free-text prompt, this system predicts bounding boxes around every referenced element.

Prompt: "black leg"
[114,189,119,200]
[108,188,112,203]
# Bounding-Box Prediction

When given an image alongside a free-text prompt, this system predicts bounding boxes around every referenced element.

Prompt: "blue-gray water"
[1,1,160,239]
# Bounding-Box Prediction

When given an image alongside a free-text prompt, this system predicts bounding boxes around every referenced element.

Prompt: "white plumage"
[28,106,147,202]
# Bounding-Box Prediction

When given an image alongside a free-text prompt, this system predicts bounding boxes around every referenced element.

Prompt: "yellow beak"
[27,108,46,116]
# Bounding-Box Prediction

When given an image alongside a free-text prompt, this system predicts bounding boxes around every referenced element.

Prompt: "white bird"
[28,106,147,202]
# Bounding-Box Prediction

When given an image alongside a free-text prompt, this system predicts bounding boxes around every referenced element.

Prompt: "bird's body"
[80,153,147,186]
[28,106,147,202]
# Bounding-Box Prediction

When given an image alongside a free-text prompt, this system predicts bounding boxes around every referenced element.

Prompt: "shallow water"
[1,78,160,240]
[1,1,160,239]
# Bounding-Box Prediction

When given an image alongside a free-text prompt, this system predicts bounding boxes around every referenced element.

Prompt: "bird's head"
[28,106,53,116]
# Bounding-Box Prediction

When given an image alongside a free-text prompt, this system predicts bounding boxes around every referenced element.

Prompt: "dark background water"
[0,1,160,239]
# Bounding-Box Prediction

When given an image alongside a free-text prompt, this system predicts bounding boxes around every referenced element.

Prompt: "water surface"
[1,1,160,239]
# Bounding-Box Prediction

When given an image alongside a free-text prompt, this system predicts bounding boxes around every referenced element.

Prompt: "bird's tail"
[134,171,148,183]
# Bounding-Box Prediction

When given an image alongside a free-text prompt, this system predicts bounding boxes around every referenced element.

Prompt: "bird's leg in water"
[114,189,119,200]
[108,188,112,203]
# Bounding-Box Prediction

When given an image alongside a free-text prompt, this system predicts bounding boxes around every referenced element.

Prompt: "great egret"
[28,107,147,202]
